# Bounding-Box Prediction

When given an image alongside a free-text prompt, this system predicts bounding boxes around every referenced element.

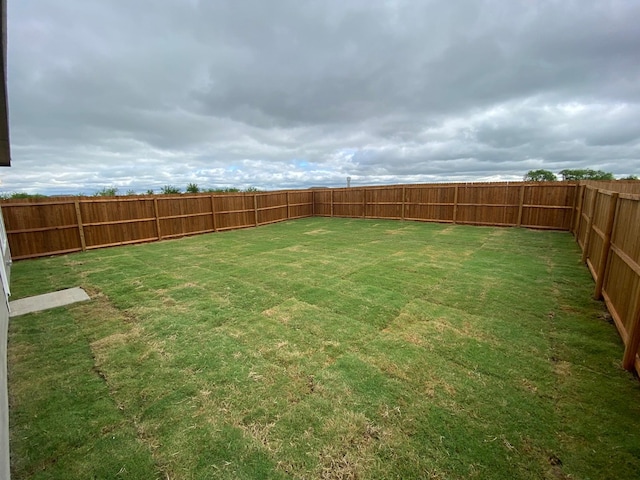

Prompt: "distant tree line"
[0,184,262,200]
[93,184,261,196]
[524,169,638,182]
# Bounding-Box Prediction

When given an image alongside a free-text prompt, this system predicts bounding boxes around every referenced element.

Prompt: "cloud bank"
[5,0,640,195]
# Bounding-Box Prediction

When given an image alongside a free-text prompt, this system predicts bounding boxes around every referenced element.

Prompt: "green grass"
[8,217,640,479]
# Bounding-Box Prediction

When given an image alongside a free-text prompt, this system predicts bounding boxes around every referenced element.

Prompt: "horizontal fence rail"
[3,179,640,374]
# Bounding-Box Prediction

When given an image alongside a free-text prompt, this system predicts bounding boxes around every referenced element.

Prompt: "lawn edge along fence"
[1,182,578,260]
[2,180,640,373]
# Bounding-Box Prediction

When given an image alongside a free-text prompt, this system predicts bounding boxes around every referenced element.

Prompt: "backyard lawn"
[7,217,640,479]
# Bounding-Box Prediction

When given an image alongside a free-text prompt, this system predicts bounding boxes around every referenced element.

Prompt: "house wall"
[0,288,9,480]
[1,0,16,475]
[0,206,11,479]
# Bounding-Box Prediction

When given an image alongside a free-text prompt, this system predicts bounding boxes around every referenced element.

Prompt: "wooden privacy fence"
[573,182,640,373]
[313,182,577,230]
[1,191,314,260]
[1,182,578,260]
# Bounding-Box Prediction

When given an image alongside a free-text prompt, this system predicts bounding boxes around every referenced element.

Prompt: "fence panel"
[583,191,617,281]
[156,195,214,239]
[600,194,640,371]
[575,186,597,251]
[365,187,404,219]
[580,180,640,195]
[456,184,520,226]
[288,191,313,219]
[257,192,288,225]
[312,190,332,217]
[81,198,158,249]
[521,184,576,229]
[332,189,365,218]
[2,201,82,259]
[405,185,455,223]
[213,194,255,231]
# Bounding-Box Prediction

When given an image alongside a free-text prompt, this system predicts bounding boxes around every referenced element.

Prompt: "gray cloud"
[3,0,640,196]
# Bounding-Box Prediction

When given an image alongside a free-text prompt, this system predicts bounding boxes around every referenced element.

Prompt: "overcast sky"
[4,0,640,195]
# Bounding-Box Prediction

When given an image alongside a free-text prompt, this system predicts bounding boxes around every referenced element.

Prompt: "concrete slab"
[9,287,91,318]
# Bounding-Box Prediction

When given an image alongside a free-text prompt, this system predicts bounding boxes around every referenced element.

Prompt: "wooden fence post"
[253,194,259,226]
[330,190,334,217]
[74,200,87,251]
[453,185,459,224]
[568,184,579,234]
[210,195,217,232]
[401,186,406,220]
[286,191,290,219]
[362,189,366,218]
[593,193,618,299]
[581,188,598,264]
[153,197,162,240]
[573,184,585,236]
[517,184,526,227]
[503,183,509,226]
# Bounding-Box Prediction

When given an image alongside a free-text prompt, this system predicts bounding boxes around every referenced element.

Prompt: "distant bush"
[186,183,200,194]
[204,187,241,193]
[160,185,181,194]
[523,168,617,182]
[524,170,557,182]
[0,192,47,200]
[559,169,615,181]
[95,187,118,197]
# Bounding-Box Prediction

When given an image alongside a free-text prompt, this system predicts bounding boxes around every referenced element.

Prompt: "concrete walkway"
[9,287,91,318]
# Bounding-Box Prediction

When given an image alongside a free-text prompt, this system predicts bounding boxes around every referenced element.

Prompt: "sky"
[3,0,640,195]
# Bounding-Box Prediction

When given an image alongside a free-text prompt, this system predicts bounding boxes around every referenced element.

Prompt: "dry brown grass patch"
[316,412,384,480]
